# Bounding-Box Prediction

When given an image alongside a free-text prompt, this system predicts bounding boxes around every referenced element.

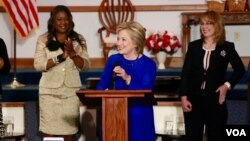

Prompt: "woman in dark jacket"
[0,38,11,136]
[0,38,11,97]
[180,11,245,141]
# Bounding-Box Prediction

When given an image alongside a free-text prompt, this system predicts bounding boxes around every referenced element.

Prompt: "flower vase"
[156,51,167,69]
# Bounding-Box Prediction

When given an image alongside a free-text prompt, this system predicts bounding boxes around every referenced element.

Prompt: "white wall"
[3,1,248,58]
[191,24,250,57]
[0,0,206,58]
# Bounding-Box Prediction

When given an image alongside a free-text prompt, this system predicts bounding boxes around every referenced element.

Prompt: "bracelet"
[126,75,131,85]
[224,82,231,90]
[52,57,59,64]
[57,54,66,63]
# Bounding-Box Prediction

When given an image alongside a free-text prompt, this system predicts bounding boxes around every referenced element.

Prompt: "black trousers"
[184,93,228,141]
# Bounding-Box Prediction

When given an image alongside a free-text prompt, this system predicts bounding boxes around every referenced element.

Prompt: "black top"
[180,39,245,97]
[0,38,11,95]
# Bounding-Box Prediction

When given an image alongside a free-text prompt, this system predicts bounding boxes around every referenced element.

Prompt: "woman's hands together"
[64,38,76,58]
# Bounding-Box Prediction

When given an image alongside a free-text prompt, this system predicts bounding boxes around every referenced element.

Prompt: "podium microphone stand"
[6,30,25,88]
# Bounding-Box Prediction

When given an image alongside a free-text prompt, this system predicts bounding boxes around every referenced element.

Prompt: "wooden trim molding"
[1,102,25,107]
[134,4,207,11]
[38,6,98,12]
[10,58,34,69]
[0,4,207,12]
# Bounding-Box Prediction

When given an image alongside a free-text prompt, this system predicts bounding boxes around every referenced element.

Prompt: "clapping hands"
[64,38,76,58]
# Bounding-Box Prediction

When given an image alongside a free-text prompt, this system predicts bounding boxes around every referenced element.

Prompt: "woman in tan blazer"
[34,5,90,141]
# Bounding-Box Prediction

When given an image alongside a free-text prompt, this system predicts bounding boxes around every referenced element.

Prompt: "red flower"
[145,30,181,55]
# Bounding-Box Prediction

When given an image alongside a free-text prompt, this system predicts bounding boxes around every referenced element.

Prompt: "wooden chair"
[98,0,135,60]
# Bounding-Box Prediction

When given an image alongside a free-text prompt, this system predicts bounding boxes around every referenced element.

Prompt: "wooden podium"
[76,90,151,141]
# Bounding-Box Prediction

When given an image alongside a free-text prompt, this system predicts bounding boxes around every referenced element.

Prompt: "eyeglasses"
[200,21,214,26]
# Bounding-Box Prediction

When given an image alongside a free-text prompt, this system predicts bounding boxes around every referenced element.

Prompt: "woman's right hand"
[113,66,131,83]
[181,96,192,112]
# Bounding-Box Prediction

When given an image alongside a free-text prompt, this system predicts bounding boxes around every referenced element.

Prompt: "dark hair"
[46,5,82,47]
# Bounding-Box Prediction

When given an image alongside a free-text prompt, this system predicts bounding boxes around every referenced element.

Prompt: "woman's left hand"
[216,84,229,105]
[64,38,74,52]
[65,38,77,58]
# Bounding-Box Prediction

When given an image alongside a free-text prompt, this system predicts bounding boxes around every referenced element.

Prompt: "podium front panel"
[76,90,151,141]
[103,97,128,141]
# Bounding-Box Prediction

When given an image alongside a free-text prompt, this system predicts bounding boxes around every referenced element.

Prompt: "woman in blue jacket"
[97,21,157,141]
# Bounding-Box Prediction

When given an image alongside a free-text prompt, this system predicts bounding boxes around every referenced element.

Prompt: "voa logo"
[226,129,246,136]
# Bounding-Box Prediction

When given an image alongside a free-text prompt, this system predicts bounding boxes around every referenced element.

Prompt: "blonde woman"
[97,21,157,141]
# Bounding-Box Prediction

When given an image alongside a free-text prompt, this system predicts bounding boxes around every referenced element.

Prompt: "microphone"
[112,61,120,89]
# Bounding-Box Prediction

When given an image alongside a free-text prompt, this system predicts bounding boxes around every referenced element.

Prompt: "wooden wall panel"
[5,4,248,69]
[0,4,207,12]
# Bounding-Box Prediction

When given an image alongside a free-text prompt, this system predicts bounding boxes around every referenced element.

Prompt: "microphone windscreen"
[113,61,120,68]
[112,61,120,78]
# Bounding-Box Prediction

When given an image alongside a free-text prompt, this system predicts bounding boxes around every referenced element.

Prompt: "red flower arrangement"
[145,31,181,55]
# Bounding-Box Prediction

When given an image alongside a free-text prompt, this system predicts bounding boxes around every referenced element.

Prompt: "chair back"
[98,0,135,60]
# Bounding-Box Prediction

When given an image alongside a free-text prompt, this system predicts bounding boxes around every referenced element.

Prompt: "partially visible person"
[0,38,10,136]
[97,21,156,141]
[34,5,90,141]
[247,60,250,80]
[180,10,245,141]
[0,38,11,99]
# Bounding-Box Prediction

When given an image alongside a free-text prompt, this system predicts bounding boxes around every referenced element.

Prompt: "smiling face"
[200,17,216,40]
[54,11,70,34]
[116,29,138,59]
[199,11,225,44]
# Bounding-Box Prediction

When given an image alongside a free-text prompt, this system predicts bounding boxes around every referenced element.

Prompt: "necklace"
[203,41,216,49]
[123,54,141,67]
